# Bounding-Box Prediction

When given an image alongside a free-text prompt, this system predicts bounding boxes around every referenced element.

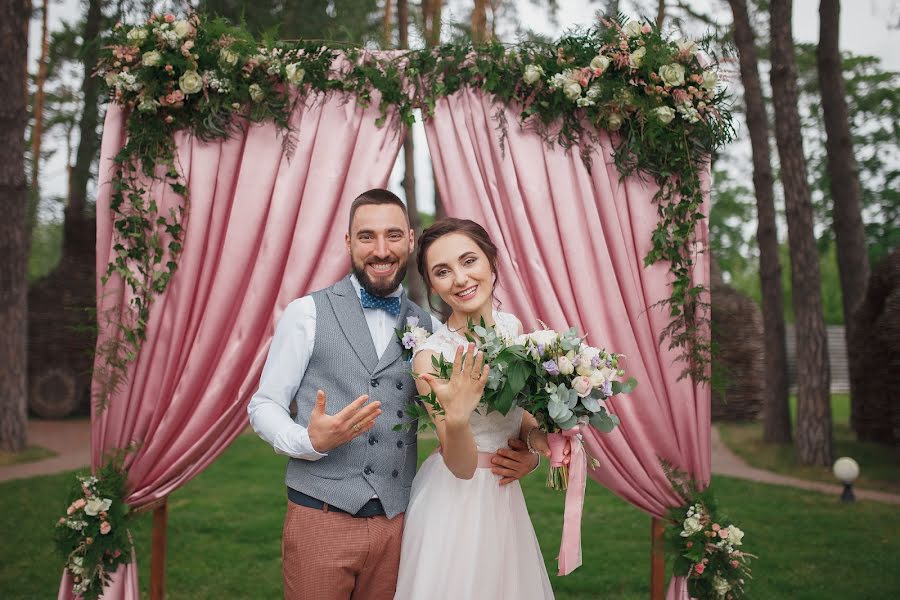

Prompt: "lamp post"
[832,457,859,502]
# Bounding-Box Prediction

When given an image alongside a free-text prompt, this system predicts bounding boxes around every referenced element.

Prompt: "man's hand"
[491,438,545,486]
[307,390,381,453]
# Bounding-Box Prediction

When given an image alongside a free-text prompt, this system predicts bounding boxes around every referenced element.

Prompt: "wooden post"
[150,498,168,600]
[651,516,665,600]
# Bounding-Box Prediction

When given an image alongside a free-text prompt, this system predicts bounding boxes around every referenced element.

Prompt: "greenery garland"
[94,12,733,404]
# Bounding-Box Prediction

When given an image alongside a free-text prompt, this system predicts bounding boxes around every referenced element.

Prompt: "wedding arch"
[57,12,735,600]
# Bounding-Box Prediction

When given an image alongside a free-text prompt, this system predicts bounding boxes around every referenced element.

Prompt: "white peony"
[624,20,643,38]
[173,20,193,38]
[141,50,162,67]
[249,83,265,102]
[178,70,203,94]
[701,69,718,91]
[563,80,582,101]
[285,63,306,85]
[84,497,112,516]
[628,46,646,69]
[557,355,575,376]
[590,55,611,72]
[522,64,544,85]
[676,39,698,55]
[654,106,676,124]
[126,27,148,43]
[680,515,703,537]
[726,524,744,546]
[659,63,686,87]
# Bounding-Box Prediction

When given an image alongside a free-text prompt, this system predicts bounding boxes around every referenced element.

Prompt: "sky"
[29,0,900,214]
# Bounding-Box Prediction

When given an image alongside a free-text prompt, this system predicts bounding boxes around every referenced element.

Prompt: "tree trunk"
[817,0,870,438]
[65,0,102,259]
[769,0,832,466]
[472,0,488,44]
[0,0,29,453]
[30,0,48,193]
[423,0,443,48]
[727,0,792,443]
[396,0,426,306]
[656,0,666,28]
[382,0,393,48]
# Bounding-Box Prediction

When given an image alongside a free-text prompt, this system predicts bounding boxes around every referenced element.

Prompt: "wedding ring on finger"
[352,423,361,432]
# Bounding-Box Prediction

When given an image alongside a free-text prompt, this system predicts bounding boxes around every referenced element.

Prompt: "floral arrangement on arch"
[54,452,132,600]
[663,461,755,599]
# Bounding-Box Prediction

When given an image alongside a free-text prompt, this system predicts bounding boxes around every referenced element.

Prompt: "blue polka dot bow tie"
[360,288,401,318]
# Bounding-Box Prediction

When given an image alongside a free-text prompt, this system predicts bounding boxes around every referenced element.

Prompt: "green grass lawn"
[3,434,899,599]
[718,394,900,494]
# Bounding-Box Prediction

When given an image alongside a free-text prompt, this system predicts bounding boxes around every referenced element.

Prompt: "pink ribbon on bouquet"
[547,425,587,576]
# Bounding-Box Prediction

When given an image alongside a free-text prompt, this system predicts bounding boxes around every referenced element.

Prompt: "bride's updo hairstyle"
[416,218,500,315]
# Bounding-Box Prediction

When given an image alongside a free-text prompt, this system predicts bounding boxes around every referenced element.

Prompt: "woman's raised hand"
[419,343,488,426]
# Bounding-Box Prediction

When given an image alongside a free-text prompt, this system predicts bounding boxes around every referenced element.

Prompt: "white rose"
[557,355,575,375]
[624,21,643,38]
[726,525,744,546]
[654,106,676,124]
[676,39,698,55]
[572,376,592,397]
[173,20,193,38]
[528,330,559,348]
[126,27,148,43]
[607,112,624,131]
[589,55,611,72]
[680,515,703,537]
[701,69,718,91]
[588,369,606,389]
[628,46,646,69]
[219,48,239,67]
[178,70,203,95]
[138,97,159,113]
[285,63,306,86]
[659,63,686,87]
[142,50,162,67]
[563,80,582,101]
[249,83,265,102]
[83,497,112,516]
[104,72,118,87]
[522,64,544,85]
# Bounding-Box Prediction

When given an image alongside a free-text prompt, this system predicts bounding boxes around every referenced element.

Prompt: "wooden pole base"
[651,516,665,600]
[150,498,168,600]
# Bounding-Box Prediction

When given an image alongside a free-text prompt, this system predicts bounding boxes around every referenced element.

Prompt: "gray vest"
[285,276,434,518]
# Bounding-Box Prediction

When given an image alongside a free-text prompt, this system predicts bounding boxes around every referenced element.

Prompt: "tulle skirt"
[394,453,554,599]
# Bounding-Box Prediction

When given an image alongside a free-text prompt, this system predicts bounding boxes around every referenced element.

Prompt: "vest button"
[396,440,403,448]
[392,470,399,478]
[368,437,376,445]
[364,466,373,475]
[395,381,403,390]
[396,410,404,418]
[370,379,379,387]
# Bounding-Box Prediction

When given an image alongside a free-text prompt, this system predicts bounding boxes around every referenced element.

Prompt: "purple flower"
[602,380,613,396]
[591,354,602,369]
[537,343,546,356]
[543,360,560,376]
[402,332,417,350]
[606,356,614,368]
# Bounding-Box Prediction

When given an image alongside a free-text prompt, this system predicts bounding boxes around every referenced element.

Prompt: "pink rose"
[694,563,705,575]
[619,41,628,50]
[100,521,112,535]
[731,560,739,568]
[165,14,175,23]
[113,549,122,558]
[719,529,729,539]
[673,89,689,104]
[712,523,721,531]
[58,517,66,524]
[686,541,693,548]
[573,376,592,398]
[641,24,652,34]
[73,498,86,510]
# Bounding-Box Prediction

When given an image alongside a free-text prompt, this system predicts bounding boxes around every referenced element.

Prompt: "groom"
[248,189,539,600]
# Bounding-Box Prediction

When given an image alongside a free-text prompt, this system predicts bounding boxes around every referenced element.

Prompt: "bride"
[394,218,555,600]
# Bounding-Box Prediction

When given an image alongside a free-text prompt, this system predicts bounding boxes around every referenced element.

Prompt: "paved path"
[3,419,899,505]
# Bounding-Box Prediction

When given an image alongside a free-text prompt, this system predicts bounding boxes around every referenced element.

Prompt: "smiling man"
[248,189,538,600]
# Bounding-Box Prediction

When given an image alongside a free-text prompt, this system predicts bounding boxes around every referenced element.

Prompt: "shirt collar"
[350,274,403,300]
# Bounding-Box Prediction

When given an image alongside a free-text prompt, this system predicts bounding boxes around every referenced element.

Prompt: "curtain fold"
[58,91,404,599]
[424,88,711,599]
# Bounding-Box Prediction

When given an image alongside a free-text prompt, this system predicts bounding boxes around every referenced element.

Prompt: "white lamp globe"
[833,457,860,484]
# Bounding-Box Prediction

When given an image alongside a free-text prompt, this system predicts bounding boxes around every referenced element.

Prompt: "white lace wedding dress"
[394,311,554,600]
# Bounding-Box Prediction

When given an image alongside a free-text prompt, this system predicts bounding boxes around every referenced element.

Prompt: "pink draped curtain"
[424,88,711,599]
[59,93,404,599]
